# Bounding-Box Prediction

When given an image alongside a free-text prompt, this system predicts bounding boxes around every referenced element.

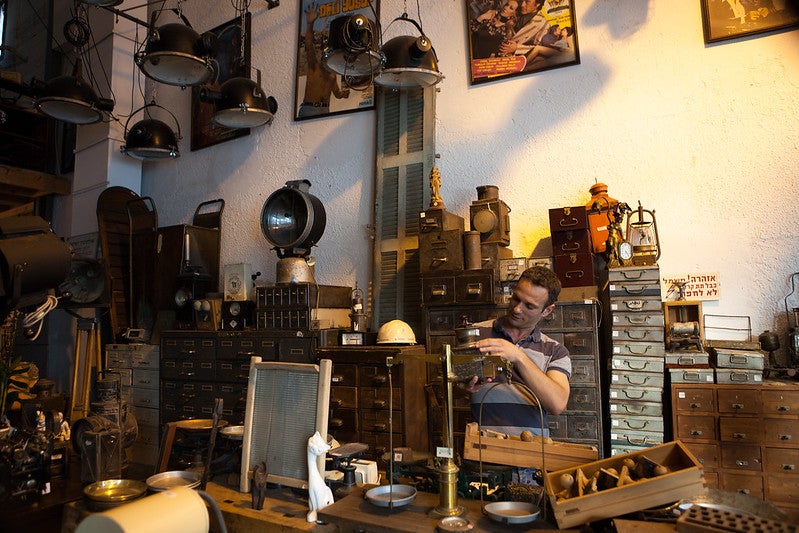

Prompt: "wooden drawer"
[565,414,599,441]
[683,442,720,471]
[763,446,799,475]
[360,409,400,434]
[720,471,763,499]
[673,387,715,413]
[703,471,719,489]
[675,414,717,441]
[329,409,358,434]
[763,418,797,446]
[359,365,394,388]
[720,444,762,471]
[719,417,761,444]
[330,386,357,409]
[567,386,598,412]
[551,229,591,255]
[359,387,402,410]
[762,389,799,415]
[331,363,358,387]
[717,389,761,414]
[765,474,799,505]
[560,304,595,329]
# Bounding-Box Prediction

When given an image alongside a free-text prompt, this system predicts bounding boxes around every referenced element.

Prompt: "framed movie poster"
[294,0,378,121]
[701,0,799,43]
[466,0,579,85]
[191,14,251,151]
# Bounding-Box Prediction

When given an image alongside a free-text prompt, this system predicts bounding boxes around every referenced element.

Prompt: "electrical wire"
[21,294,60,341]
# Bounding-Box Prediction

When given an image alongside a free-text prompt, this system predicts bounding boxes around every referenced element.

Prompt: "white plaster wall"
[142,1,799,349]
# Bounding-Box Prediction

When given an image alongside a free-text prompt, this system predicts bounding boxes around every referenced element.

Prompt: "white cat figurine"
[306,431,334,522]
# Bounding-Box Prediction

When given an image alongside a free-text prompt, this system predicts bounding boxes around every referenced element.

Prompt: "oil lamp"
[625,201,660,266]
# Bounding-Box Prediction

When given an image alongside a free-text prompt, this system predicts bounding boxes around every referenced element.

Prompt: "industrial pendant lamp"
[36,58,115,124]
[212,68,278,128]
[120,103,181,159]
[374,14,443,88]
[78,0,123,6]
[205,4,277,129]
[135,9,215,87]
[323,13,384,78]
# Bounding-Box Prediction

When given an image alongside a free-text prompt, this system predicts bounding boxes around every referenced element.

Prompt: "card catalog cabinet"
[315,345,428,462]
[671,380,799,521]
[160,330,317,426]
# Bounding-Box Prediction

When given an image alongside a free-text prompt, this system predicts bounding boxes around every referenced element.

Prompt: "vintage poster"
[466,0,579,84]
[294,0,378,120]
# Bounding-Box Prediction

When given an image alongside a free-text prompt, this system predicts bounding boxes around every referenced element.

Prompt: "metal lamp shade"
[374,34,443,88]
[260,180,326,258]
[136,23,213,86]
[78,0,122,5]
[323,15,384,78]
[121,118,179,159]
[36,74,106,124]
[213,76,278,129]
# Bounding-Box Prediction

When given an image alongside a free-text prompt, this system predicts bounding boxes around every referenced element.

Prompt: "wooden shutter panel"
[373,86,436,337]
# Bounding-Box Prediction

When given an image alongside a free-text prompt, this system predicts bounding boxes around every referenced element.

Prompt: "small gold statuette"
[429,166,443,208]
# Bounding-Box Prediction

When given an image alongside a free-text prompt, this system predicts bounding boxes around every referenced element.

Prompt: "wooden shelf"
[0,163,71,217]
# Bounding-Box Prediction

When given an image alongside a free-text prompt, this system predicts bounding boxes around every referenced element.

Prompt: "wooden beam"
[0,164,71,197]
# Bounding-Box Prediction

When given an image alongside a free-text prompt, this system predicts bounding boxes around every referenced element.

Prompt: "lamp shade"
[36,61,114,124]
[136,23,214,87]
[78,0,123,5]
[374,34,443,88]
[323,14,384,78]
[213,72,278,129]
[121,103,181,160]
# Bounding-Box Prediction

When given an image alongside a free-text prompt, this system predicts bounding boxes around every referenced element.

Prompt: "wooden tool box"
[544,440,705,529]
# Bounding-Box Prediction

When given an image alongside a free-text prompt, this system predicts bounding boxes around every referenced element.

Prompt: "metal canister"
[464,231,481,270]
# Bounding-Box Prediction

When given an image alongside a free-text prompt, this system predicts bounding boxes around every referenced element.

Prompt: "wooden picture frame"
[701,0,799,43]
[465,0,579,85]
[294,0,378,121]
[191,14,251,151]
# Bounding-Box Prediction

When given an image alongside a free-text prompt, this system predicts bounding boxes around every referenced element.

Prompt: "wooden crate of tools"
[462,423,598,471]
[544,440,705,529]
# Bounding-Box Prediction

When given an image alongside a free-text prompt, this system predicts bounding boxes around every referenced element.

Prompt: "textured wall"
[142,1,799,355]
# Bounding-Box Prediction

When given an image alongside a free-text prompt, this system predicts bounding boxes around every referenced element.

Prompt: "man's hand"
[462,374,494,393]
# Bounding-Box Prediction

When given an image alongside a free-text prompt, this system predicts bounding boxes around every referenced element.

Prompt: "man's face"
[520,0,543,15]
[505,279,554,331]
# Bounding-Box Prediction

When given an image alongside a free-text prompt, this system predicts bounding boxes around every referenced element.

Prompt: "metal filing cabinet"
[315,345,429,462]
[160,330,317,427]
[105,343,160,467]
[671,380,799,522]
[607,265,666,456]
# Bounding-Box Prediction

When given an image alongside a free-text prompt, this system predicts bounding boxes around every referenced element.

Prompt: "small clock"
[619,241,633,263]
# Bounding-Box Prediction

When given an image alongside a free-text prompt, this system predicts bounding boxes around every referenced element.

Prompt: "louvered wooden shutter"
[372,86,436,338]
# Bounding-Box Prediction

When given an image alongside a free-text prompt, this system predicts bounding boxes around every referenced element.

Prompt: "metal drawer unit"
[105,343,160,468]
[607,265,666,456]
[671,381,799,521]
[316,345,428,462]
[160,330,318,427]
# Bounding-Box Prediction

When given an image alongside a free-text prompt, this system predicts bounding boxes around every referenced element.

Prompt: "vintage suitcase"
[665,352,710,367]
[710,348,765,370]
[715,369,763,384]
[608,265,661,282]
[669,368,715,384]
[549,206,588,232]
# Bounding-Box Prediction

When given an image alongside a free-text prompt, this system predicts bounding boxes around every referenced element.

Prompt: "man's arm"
[304,6,319,70]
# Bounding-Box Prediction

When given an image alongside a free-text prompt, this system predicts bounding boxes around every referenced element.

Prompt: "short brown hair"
[518,266,561,307]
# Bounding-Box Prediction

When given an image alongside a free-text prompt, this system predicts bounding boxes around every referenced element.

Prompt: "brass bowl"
[83,479,147,511]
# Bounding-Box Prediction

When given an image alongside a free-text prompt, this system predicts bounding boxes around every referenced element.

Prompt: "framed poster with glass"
[701,0,799,43]
[465,0,579,85]
[294,0,379,121]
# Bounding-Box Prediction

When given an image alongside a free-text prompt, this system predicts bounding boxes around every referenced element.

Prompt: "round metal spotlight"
[374,34,443,88]
[213,72,278,129]
[260,180,326,258]
[121,103,181,160]
[323,14,384,78]
[136,23,214,87]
